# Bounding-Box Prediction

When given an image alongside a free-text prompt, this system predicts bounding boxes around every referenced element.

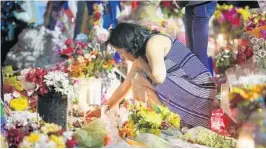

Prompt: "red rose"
[161,1,173,10]
[240,39,249,46]
[246,47,253,58]
[93,12,101,22]
[231,16,240,27]
[65,39,73,46]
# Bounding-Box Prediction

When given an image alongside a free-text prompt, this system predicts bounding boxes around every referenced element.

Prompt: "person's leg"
[188,1,217,70]
[184,6,194,52]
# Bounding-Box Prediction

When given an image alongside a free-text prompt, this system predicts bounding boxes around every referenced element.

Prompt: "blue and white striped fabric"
[141,36,216,128]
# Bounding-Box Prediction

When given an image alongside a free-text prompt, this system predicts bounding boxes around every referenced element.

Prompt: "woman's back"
[146,35,216,128]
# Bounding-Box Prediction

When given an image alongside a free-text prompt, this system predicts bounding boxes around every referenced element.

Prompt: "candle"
[237,126,255,148]
[237,135,255,148]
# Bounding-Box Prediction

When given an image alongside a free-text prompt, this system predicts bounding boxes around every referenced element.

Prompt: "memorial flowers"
[213,4,250,39]
[119,101,181,139]
[44,70,75,100]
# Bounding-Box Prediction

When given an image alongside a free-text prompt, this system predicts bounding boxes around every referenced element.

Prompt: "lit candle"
[237,126,255,148]
[237,135,255,148]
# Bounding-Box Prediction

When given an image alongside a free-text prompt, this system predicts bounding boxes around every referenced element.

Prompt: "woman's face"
[113,46,136,62]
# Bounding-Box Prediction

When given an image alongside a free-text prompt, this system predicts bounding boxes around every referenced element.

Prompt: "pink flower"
[97,34,108,44]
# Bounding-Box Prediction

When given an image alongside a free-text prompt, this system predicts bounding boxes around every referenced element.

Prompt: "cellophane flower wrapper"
[242,33,266,68]
[73,119,108,148]
[183,126,237,148]
[134,133,169,148]
[225,63,266,123]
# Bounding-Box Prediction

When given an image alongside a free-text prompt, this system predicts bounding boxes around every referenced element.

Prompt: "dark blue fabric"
[102,1,121,29]
[184,1,217,74]
[139,37,216,128]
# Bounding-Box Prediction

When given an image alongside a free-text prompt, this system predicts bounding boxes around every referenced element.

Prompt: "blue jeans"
[184,1,217,73]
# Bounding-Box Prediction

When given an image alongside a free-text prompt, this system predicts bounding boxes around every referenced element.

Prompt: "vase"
[38,91,68,128]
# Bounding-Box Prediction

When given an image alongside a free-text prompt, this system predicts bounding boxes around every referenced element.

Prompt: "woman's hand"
[85,108,101,119]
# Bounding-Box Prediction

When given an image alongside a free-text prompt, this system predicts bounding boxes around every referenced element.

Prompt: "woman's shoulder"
[146,34,172,46]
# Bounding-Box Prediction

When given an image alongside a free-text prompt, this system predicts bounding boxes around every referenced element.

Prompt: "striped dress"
[141,35,216,128]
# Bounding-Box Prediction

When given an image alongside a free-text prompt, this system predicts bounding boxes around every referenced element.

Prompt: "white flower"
[6,111,41,127]
[253,55,260,62]
[4,93,13,103]
[12,91,21,98]
[258,49,266,58]
[91,55,96,59]
[44,71,75,100]
[251,37,258,45]
[259,38,265,46]
[252,45,261,51]
[63,131,73,142]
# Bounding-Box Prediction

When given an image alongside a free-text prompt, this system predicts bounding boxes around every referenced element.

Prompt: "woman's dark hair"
[107,22,158,57]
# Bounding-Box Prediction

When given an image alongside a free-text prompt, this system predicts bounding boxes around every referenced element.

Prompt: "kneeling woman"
[105,23,216,128]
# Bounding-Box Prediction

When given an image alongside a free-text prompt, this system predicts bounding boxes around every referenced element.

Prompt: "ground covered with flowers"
[1,3,266,148]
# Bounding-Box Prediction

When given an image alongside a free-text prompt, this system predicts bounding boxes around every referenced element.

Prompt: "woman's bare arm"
[105,61,138,109]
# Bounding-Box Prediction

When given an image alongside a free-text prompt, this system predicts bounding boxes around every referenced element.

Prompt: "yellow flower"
[27,133,40,143]
[9,96,28,111]
[41,123,62,134]
[214,11,222,19]
[50,135,66,148]
[93,4,99,12]
[4,76,24,91]
[137,110,162,126]
[216,4,221,9]
[236,8,250,21]
[1,134,8,148]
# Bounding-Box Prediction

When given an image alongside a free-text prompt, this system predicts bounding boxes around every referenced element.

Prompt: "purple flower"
[260,29,266,39]
[113,52,122,64]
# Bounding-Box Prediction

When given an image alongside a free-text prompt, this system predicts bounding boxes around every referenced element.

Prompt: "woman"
[90,23,216,128]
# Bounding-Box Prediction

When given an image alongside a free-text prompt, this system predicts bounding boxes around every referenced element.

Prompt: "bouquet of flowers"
[119,101,181,139]
[228,84,266,124]
[43,70,75,100]
[73,119,110,148]
[160,1,183,18]
[3,111,41,148]
[244,35,266,68]
[236,39,253,64]
[18,123,77,148]
[244,10,266,39]
[3,66,39,112]
[213,4,250,40]
[66,49,116,78]
[24,68,48,95]
[182,126,237,148]
[3,66,24,92]
[214,48,235,74]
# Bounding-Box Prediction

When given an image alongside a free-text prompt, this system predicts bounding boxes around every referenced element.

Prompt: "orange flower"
[108,59,115,65]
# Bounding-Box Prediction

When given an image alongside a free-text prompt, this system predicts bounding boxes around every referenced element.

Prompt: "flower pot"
[38,91,68,128]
